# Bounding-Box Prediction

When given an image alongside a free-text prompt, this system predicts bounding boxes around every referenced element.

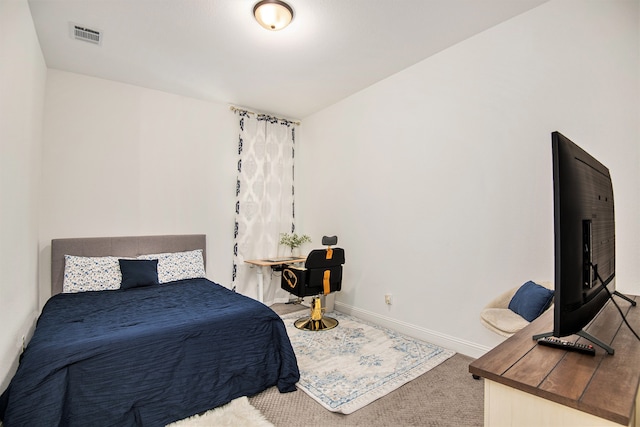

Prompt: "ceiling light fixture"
[253,0,294,31]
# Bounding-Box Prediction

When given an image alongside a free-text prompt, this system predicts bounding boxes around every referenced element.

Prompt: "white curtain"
[232,110,297,305]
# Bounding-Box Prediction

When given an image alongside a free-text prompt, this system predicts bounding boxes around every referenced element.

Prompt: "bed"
[0,234,299,426]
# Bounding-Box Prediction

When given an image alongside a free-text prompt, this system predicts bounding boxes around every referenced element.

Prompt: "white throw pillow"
[138,249,205,283]
[63,255,122,293]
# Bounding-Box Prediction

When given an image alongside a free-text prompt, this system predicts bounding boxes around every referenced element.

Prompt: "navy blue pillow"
[508,281,554,322]
[119,259,159,290]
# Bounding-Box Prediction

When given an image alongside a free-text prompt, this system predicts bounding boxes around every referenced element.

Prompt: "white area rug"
[167,396,273,427]
[281,311,456,414]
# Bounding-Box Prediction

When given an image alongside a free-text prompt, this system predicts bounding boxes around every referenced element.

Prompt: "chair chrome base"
[294,316,338,331]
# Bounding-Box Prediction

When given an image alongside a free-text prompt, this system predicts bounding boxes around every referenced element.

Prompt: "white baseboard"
[334,301,491,359]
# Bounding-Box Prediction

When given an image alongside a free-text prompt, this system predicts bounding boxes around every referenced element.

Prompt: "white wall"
[39,71,238,306]
[298,0,640,356]
[0,0,47,391]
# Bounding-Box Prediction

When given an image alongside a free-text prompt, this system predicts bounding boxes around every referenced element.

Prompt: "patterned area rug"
[281,311,455,414]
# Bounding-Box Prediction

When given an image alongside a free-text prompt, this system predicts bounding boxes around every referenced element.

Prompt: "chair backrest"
[305,247,345,269]
[281,241,345,297]
[305,247,345,295]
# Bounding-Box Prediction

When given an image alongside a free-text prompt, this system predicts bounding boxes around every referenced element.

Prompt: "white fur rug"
[167,396,274,427]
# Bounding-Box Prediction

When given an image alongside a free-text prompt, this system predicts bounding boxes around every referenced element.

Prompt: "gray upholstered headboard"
[51,234,206,296]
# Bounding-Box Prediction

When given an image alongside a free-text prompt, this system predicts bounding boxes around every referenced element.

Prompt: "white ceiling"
[28,0,547,120]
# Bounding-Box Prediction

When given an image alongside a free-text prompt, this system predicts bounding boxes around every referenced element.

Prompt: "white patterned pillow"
[62,255,122,293]
[138,249,205,283]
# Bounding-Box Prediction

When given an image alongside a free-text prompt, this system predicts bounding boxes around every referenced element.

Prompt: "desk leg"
[256,266,264,303]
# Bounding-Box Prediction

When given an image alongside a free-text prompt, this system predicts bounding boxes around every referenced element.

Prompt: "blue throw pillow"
[119,259,159,290]
[508,281,554,322]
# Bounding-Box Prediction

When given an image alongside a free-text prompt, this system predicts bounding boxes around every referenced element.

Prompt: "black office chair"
[281,236,345,331]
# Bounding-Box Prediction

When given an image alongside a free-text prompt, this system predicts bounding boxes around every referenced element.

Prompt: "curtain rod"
[229,106,301,126]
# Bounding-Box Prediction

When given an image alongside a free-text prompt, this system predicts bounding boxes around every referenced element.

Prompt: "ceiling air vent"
[70,23,102,45]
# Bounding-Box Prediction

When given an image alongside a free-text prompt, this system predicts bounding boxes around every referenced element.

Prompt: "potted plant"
[279,232,311,256]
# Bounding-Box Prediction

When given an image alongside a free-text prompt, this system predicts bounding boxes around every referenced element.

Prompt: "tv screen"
[543,132,616,351]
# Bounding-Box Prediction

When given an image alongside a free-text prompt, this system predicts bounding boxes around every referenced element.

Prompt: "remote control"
[537,337,596,356]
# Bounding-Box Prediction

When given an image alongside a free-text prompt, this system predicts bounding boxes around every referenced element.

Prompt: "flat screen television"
[533,131,633,354]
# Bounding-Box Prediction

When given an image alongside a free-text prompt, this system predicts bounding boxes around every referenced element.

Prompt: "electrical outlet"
[385,294,392,305]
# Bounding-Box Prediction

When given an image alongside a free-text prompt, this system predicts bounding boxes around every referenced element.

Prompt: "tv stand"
[470,295,639,426]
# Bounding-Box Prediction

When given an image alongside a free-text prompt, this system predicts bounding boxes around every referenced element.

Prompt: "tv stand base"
[531,289,637,355]
[532,330,614,355]
[614,290,637,306]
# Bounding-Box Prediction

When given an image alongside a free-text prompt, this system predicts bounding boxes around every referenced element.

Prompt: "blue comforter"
[0,279,299,426]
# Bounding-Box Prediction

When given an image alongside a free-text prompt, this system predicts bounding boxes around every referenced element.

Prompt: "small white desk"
[244,257,306,303]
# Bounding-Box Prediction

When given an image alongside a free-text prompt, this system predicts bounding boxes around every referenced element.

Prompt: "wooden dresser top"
[470,294,640,425]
